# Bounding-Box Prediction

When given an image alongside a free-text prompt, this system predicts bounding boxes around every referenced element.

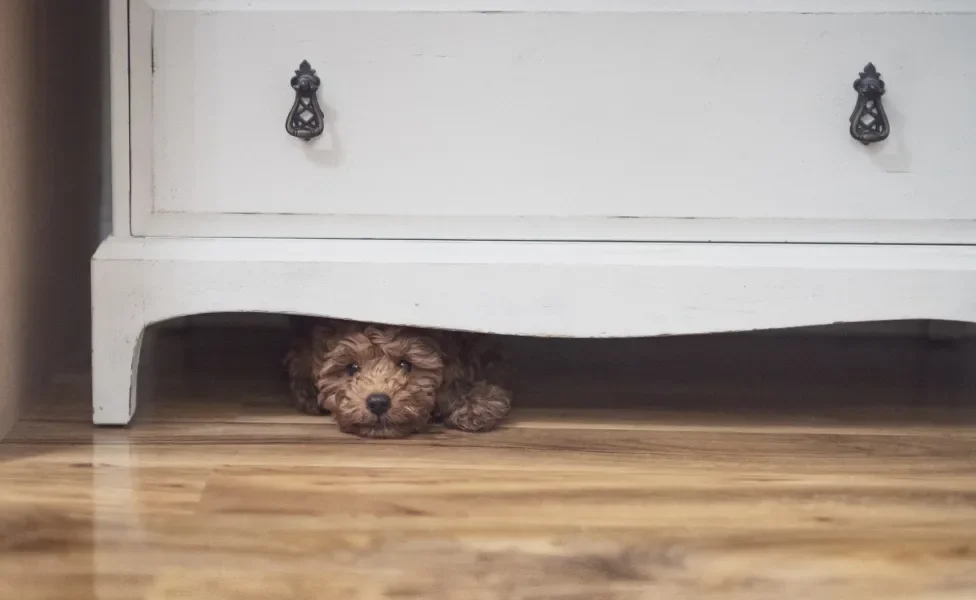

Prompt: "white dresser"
[93,0,976,424]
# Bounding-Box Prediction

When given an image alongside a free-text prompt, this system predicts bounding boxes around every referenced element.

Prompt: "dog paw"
[441,382,512,433]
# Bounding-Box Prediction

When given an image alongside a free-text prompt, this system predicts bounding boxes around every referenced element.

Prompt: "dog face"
[315,325,444,438]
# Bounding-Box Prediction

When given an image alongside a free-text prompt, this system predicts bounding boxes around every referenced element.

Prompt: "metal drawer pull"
[849,62,890,145]
[285,60,325,141]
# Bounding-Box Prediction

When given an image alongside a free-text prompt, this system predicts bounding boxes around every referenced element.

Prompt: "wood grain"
[3,337,976,599]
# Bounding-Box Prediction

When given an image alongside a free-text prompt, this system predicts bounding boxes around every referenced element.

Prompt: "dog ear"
[406,334,446,370]
[311,319,364,352]
[423,329,460,358]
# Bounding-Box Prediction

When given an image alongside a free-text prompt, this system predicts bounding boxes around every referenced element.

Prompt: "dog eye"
[345,364,360,376]
[398,360,413,372]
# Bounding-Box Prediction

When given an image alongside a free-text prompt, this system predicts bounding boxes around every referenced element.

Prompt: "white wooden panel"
[92,234,976,424]
[142,9,976,241]
[133,214,976,245]
[108,0,131,236]
[94,236,976,337]
[129,0,154,238]
[147,1,976,14]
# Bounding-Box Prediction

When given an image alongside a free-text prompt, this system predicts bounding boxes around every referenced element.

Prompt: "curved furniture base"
[91,236,976,425]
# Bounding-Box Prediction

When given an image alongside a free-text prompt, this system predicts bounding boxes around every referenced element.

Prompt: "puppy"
[285,318,513,438]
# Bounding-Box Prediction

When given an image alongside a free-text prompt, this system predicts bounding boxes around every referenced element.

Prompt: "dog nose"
[366,393,391,416]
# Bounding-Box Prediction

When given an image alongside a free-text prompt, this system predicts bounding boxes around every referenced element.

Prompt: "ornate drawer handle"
[849,62,890,145]
[286,60,326,141]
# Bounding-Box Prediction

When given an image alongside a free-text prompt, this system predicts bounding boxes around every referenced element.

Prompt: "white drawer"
[129,1,976,243]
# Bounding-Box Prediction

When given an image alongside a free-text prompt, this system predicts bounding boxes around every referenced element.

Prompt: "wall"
[0,1,105,437]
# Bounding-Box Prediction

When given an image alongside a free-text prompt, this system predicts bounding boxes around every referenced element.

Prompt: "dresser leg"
[91,250,146,425]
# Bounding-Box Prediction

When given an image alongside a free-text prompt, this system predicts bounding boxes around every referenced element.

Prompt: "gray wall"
[0,1,106,437]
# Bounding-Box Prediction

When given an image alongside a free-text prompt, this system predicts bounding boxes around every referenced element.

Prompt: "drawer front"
[133,2,976,242]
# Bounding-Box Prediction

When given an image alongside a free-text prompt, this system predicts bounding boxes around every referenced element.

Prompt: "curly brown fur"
[284,336,322,415]
[285,318,514,438]
[429,330,513,432]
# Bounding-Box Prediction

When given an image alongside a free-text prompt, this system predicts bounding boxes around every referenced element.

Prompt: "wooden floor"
[1,327,975,599]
